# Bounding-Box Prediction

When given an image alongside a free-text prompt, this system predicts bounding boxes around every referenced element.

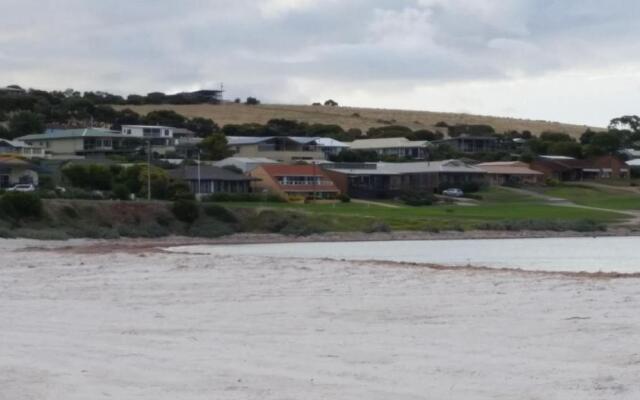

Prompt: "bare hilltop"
[116,103,602,137]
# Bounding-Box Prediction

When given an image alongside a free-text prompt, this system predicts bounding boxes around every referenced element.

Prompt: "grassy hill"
[115,103,602,138]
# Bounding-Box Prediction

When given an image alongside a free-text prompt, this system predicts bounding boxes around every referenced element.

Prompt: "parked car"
[6,184,36,192]
[442,188,464,197]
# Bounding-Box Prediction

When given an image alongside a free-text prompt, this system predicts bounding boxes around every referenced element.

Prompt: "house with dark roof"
[249,164,340,201]
[227,136,326,162]
[167,165,254,196]
[477,161,544,185]
[323,160,487,199]
[530,155,630,181]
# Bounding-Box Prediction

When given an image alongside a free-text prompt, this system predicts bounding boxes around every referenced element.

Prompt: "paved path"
[351,199,402,208]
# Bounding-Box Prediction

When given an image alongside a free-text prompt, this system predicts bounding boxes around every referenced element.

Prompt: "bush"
[477,219,606,232]
[401,191,435,206]
[339,194,351,203]
[545,177,560,187]
[171,200,199,224]
[112,184,131,200]
[0,192,43,221]
[461,182,481,194]
[363,221,392,233]
[203,204,238,223]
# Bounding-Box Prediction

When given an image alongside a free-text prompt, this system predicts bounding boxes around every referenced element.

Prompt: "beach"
[1,238,639,399]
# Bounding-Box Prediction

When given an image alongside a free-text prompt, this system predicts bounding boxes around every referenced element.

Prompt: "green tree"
[8,111,45,138]
[143,110,186,127]
[198,133,232,160]
[548,141,583,158]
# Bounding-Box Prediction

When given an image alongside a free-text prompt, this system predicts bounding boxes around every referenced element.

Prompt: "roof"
[226,136,273,146]
[215,157,280,164]
[0,155,33,167]
[350,137,428,150]
[260,164,332,177]
[627,159,640,167]
[226,136,322,146]
[18,128,123,141]
[539,155,576,160]
[0,139,35,148]
[314,138,350,148]
[477,161,543,175]
[168,165,253,181]
[326,160,486,175]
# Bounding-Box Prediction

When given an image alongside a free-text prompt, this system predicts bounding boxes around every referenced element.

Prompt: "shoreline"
[13,228,640,255]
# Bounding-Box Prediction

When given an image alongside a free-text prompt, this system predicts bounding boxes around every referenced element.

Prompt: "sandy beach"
[1,238,640,399]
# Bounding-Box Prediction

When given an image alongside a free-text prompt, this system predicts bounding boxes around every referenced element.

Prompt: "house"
[435,135,499,154]
[314,137,350,157]
[477,161,544,185]
[0,156,39,189]
[227,136,325,162]
[530,155,629,181]
[0,139,46,159]
[349,138,429,160]
[167,165,253,196]
[121,125,196,155]
[0,86,26,95]
[249,164,340,201]
[324,160,487,199]
[180,89,224,104]
[18,128,141,159]
[214,157,280,173]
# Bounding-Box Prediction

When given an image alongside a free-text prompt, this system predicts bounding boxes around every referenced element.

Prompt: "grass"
[223,187,626,231]
[114,103,599,138]
[542,185,640,210]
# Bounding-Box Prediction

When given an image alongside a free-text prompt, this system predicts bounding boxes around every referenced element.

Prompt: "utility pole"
[147,139,151,201]
[197,149,201,200]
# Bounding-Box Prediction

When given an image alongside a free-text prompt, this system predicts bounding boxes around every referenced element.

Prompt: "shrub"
[0,192,43,221]
[339,193,351,203]
[187,219,236,238]
[171,200,199,224]
[461,182,481,194]
[477,219,606,232]
[112,184,131,200]
[545,177,560,187]
[203,204,238,223]
[401,191,435,206]
[363,221,391,233]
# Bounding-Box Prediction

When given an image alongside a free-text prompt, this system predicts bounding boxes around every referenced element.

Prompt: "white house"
[120,125,195,155]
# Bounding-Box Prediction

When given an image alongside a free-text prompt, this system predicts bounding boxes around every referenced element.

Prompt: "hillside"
[115,103,602,138]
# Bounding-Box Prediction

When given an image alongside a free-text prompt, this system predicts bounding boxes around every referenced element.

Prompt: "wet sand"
[1,238,639,399]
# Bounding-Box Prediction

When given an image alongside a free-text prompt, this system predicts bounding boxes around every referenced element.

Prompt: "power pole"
[147,140,151,201]
[197,149,201,200]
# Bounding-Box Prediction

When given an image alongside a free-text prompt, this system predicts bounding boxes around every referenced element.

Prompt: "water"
[170,236,640,274]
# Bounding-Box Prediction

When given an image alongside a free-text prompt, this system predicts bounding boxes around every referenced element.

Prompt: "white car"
[442,188,464,197]
[6,184,36,192]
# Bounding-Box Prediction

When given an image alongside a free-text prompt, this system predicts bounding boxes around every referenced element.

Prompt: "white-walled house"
[121,125,195,154]
[0,156,39,188]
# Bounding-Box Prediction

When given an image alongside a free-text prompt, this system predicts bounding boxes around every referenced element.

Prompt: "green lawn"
[542,185,640,210]
[224,187,626,231]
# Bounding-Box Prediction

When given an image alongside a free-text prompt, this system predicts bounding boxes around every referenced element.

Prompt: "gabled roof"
[315,138,350,148]
[0,139,34,148]
[18,128,123,141]
[0,155,33,167]
[477,161,543,175]
[226,136,273,146]
[350,137,428,150]
[326,160,486,175]
[168,165,253,181]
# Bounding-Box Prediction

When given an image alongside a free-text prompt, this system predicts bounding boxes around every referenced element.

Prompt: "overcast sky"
[2,0,640,126]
